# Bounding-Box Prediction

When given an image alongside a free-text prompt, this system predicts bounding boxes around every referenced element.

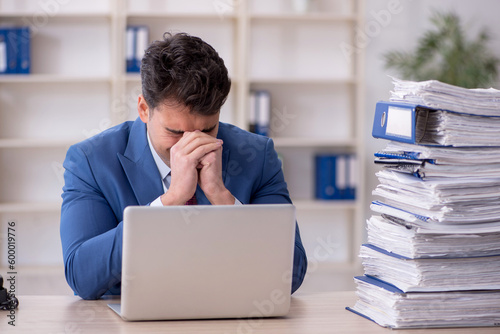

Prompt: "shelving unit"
[0,0,117,269]
[242,0,365,273]
[0,0,364,284]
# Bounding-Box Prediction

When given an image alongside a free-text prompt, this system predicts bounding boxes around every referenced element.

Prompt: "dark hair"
[140,32,231,115]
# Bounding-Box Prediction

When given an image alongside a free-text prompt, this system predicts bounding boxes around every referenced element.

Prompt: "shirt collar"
[147,130,171,182]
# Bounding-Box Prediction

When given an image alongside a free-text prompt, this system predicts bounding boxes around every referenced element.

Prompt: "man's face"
[138,95,220,167]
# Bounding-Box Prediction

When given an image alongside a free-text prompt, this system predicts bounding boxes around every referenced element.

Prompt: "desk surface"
[2,291,500,333]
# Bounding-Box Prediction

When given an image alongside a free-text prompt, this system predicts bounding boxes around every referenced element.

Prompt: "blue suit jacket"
[60,118,308,300]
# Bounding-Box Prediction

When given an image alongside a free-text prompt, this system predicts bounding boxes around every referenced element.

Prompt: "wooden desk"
[2,291,499,333]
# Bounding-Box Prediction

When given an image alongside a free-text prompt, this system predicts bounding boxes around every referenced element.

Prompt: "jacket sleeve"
[250,138,308,294]
[60,144,123,300]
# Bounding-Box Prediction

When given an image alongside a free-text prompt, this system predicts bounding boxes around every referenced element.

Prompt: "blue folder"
[0,27,30,75]
[16,27,30,74]
[372,101,424,144]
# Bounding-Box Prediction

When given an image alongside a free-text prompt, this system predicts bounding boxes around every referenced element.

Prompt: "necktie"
[185,194,197,205]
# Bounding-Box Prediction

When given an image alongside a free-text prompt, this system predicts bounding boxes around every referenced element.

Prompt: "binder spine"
[135,26,149,72]
[315,154,356,200]
[17,27,30,74]
[125,26,135,73]
[126,25,149,73]
[336,155,347,199]
[5,28,17,74]
[255,90,270,137]
[0,27,31,75]
[315,154,339,200]
[0,30,7,74]
[372,101,418,144]
[346,154,357,200]
[248,90,257,133]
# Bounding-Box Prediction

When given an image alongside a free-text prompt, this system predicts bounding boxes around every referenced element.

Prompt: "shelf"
[0,12,111,21]
[0,74,111,84]
[250,13,357,22]
[127,12,236,20]
[250,77,357,85]
[0,201,62,213]
[128,12,355,22]
[272,137,357,148]
[293,199,357,211]
[0,138,78,148]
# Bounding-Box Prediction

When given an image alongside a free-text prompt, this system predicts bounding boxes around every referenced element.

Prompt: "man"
[60,32,307,300]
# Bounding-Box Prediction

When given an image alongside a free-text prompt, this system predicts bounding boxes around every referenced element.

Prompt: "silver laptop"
[108,204,296,321]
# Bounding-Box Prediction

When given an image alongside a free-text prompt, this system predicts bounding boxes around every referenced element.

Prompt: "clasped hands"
[160,130,234,205]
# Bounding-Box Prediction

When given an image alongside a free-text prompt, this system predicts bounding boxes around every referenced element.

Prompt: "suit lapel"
[117,118,163,205]
[218,123,230,184]
[221,141,230,187]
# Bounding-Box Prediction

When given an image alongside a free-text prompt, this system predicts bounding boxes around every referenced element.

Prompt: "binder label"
[0,38,6,73]
[386,106,412,138]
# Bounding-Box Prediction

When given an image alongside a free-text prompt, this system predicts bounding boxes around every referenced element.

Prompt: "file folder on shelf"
[16,27,30,74]
[315,154,356,200]
[249,90,270,137]
[315,154,341,200]
[0,28,16,74]
[0,27,30,75]
[0,30,8,73]
[126,25,149,73]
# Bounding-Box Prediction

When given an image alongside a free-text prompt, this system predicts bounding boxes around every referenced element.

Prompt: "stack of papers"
[366,215,500,258]
[348,78,500,329]
[410,106,500,146]
[347,276,500,329]
[390,77,500,116]
[381,141,500,163]
[372,141,500,224]
[360,244,500,292]
[372,169,500,224]
[375,141,500,178]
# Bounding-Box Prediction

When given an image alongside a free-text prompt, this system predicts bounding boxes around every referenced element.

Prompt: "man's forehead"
[151,106,218,132]
[155,99,190,113]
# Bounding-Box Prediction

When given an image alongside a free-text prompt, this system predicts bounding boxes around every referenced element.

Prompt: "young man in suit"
[60,32,307,300]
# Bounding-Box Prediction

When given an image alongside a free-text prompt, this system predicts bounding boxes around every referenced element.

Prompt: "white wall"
[362,0,500,225]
